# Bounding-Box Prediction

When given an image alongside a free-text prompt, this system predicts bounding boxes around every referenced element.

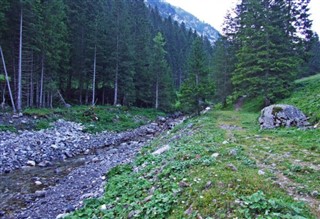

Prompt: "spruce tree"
[212,36,235,106]
[179,38,214,114]
[228,0,313,105]
[150,32,173,110]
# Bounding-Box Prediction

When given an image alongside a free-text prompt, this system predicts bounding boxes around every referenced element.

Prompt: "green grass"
[66,110,318,218]
[280,73,320,124]
[23,105,165,133]
[0,125,16,132]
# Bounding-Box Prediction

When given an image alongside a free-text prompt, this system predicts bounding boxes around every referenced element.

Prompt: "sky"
[165,0,320,35]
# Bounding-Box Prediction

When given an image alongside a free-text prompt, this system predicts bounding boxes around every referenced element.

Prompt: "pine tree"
[212,36,235,106]
[228,0,313,105]
[150,32,173,110]
[300,33,320,77]
[179,38,214,114]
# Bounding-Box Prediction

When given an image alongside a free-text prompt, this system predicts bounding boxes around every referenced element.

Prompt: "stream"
[0,115,184,219]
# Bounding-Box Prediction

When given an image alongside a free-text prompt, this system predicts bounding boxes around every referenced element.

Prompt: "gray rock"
[35,190,46,198]
[229,149,238,156]
[27,160,36,166]
[226,163,238,171]
[259,104,309,129]
[152,145,170,155]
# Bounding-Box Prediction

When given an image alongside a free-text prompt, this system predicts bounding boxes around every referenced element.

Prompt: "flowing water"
[0,155,87,215]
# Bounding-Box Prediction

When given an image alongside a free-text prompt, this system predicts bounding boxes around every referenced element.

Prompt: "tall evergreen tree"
[179,38,214,114]
[150,32,173,110]
[212,36,235,106]
[228,0,313,105]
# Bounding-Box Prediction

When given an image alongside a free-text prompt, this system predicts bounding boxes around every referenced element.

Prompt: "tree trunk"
[39,55,44,107]
[85,84,89,105]
[36,78,39,107]
[0,46,16,113]
[17,7,23,112]
[155,78,159,109]
[114,64,118,106]
[1,85,5,110]
[92,45,96,106]
[30,52,34,107]
[50,92,53,108]
[113,35,119,106]
[57,90,70,107]
[102,87,105,105]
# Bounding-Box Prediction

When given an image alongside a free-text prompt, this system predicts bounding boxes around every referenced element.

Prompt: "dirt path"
[218,114,320,217]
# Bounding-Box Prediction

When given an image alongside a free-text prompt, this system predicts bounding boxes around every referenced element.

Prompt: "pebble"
[211,153,219,158]
[35,190,46,198]
[229,149,238,156]
[258,170,265,175]
[27,160,36,166]
[65,205,75,213]
[311,191,319,197]
[226,163,238,171]
[35,180,42,186]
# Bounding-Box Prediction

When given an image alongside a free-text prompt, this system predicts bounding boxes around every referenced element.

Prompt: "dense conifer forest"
[0,0,319,114]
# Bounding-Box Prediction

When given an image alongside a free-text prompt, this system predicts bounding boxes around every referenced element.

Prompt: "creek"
[0,115,184,218]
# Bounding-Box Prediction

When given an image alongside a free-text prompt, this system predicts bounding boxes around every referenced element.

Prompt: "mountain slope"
[145,0,220,44]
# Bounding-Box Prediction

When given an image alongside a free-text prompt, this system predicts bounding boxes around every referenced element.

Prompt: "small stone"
[35,180,42,186]
[51,144,59,149]
[84,149,90,155]
[179,181,190,188]
[258,170,265,175]
[149,186,156,194]
[226,163,238,171]
[56,213,70,219]
[38,161,52,167]
[205,181,212,189]
[184,205,193,215]
[128,210,141,218]
[143,195,153,203]
[229,149,238,156]
[80,193,94,199]
[197,213,203,219]
[211,153,219,158]
[311,191,319,197]
[100,204,107,211]
[35,190,46,198]
[65,205,75,213]
[92,157,100,162]
[152,145,170,155]
[222,140,229,144]
[27,160,36,166]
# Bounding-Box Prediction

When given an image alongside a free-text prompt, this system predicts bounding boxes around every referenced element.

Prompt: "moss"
[272,106,283,115]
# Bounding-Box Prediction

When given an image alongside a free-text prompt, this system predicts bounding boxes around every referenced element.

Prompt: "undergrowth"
[23,105,164,133]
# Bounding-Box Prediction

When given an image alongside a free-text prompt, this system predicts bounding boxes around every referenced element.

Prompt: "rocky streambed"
[0,115,184,219]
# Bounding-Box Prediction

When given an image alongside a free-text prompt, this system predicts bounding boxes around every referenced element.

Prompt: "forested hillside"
[0,0,213,112]
[0,0,319,115]
[145,0,220,44]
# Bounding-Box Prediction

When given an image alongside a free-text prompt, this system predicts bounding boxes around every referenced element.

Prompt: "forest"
[0,0,319,114]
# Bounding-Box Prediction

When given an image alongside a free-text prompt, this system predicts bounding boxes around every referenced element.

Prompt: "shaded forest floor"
[0,105,165,133]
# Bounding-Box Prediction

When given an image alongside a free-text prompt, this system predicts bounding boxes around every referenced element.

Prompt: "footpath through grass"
[67,110,319,218]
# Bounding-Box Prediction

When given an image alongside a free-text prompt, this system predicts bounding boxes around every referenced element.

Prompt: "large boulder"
[259,104,309,129]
